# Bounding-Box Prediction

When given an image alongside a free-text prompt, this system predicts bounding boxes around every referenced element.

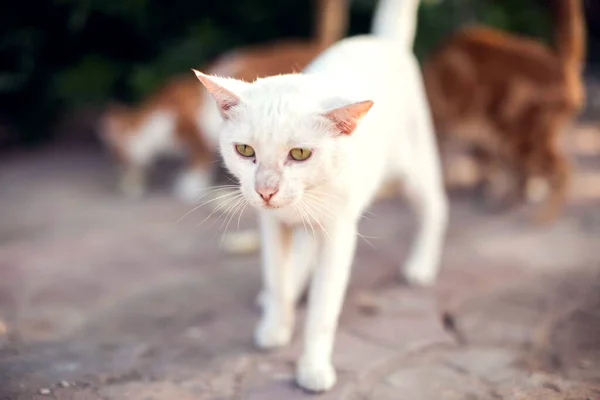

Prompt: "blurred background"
[1,0,600,399]
[2,0,600,148]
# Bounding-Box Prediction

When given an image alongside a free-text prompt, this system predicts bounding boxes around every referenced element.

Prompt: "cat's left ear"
[322,100,374,135]
[192,70,247,120]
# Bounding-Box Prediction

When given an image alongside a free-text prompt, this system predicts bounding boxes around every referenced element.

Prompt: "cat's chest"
[272,208,311,227]
[270,205,329,229]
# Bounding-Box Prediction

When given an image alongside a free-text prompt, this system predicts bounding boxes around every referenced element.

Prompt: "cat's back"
[428,26,563,85]
[306,35,413,77]
[305,35,420,106]
[213,40,322,81]
[146,76,203,114]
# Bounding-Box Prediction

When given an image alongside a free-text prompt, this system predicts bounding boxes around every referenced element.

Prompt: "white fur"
[196,0,447,393]
[197,55,246,151]
[197,91,222,151]
[371,0,422,48]
[119,110,213,202]
[126,111,181,166]
[173,168,212,203]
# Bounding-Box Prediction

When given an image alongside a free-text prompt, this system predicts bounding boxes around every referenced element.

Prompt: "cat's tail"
[553,0,586,109]
[554,0,586,73]
[371,0,421,48]
[314,0,350,49]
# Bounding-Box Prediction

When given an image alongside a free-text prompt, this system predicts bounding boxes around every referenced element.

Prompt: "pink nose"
[256,187,278,202]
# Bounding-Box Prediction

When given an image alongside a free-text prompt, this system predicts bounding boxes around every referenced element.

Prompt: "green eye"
[235,144,255,158]
[289,148,312,161]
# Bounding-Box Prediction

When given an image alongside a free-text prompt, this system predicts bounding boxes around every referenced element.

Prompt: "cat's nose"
[256,186,278,202]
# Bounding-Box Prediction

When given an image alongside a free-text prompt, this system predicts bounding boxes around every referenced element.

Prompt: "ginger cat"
[98,0,348,202]
[423,0,586,222]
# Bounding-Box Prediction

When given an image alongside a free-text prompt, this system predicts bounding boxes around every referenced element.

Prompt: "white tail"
[371,0,422,48]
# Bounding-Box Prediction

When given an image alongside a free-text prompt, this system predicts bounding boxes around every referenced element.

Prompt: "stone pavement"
[0,126,600,399]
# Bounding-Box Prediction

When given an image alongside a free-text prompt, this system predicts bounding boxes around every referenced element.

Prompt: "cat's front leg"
[296,219,357,392]
[173,155,214,204]
[119,163,147,199]
[173,167,212,204]
[255,228,317,310]
[254,213,295,349]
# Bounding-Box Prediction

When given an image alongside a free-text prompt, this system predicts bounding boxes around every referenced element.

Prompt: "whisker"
[177,188,240,222]
[207,194,245,231]
[293,203,310,235]
[303,195,337,221]
[357,232,377,248]
[220,195,247,232]
[203,197,245,243]
[196,192,244,229]
[236,202,249,231]
[305,190,376,218]
[220,199,248,246]
[305,190,341,202]
[188,184,240,203]
[297,201,317,241]
[218,197,244,230]
[302,199,331,241]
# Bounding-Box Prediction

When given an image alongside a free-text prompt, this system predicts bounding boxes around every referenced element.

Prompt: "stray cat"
[423,0,586,222]
[99,77,211,200]
[194,0,447,392]
[98,0,348,202]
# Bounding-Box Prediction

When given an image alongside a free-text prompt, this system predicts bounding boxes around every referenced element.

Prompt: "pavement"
[0,124,600,400]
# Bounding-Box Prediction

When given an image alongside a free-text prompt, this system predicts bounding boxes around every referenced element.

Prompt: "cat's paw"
[295,357,336,392]
[173,169,210,204]
[401,257,438,287]
[254,290,267,310]
[119,178,146,199]
[478,175,519,212]
[525,177,549,204]
[253,318,293,350]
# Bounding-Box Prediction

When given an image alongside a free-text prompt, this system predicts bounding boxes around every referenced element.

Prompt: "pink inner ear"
[323,100,374,135]
[192,69,240,119]
[220,99,237,112]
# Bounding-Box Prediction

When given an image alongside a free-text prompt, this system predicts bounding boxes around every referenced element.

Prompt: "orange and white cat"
[98,0,348,202]
[423,0,586,222]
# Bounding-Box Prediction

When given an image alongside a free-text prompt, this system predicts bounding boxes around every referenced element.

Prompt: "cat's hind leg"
[530,143,570,224]
[399,114,449,286]
[401,170,448,286]
[472,148,521,211]
[119,161,149,199]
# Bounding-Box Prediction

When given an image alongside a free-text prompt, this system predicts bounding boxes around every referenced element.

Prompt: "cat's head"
[193,70,373,212]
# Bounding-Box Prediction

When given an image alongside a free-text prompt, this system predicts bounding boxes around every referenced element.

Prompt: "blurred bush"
[0,0,588,146]
[415,0,552,60]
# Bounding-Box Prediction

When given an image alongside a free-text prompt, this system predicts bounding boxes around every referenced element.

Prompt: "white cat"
[194,0,448,392]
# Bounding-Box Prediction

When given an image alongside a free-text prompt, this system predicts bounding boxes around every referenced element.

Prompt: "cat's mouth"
[256,198,289,210]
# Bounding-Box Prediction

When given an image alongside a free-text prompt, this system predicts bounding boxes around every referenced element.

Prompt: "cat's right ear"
[192,70,244,120]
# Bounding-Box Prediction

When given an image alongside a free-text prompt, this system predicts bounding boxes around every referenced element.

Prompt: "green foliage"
[0,0,555,145]
[54,55,121,105]
[414,0,552,61]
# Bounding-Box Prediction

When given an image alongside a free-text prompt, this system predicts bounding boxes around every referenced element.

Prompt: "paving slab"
[0,135,599,399]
